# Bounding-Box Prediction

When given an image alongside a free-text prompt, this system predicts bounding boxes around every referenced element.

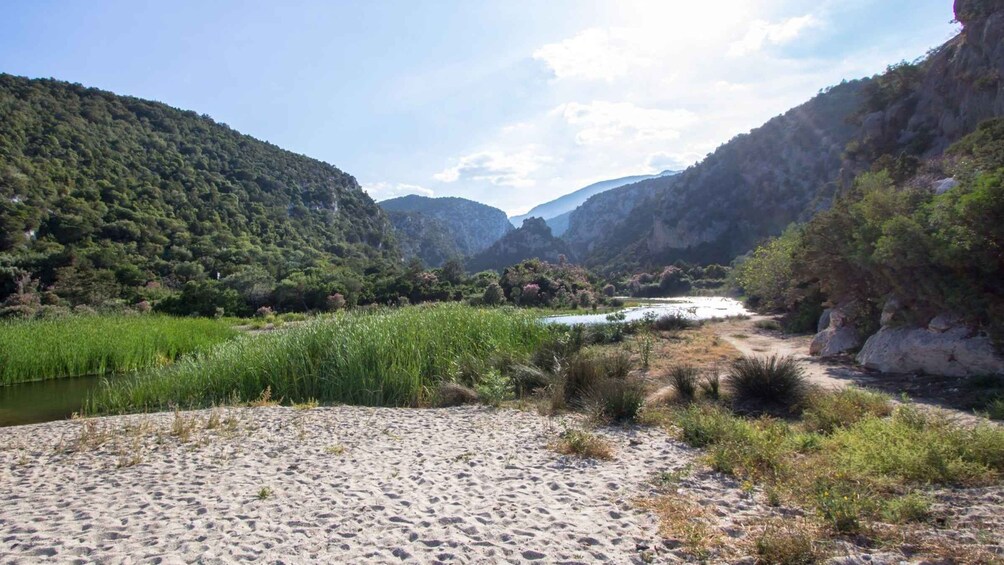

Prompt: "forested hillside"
[466,218,572,273]
[379,195,512,267]
[0,74,398,314]
[569,0,1004,275]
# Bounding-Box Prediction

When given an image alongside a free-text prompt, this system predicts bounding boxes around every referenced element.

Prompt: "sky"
[1,1,960,215]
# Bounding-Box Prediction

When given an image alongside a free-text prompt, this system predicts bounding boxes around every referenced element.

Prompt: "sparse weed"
[551,427,613,460]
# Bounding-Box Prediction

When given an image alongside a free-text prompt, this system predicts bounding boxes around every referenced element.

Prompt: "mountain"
[509,170,678,235]
[466,217,572,273]
[382,211,460,269]
[379,195,513,267]
[568,0,1004,274]
[0,74,397,308]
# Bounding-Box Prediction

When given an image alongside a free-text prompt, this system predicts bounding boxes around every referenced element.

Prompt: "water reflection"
[542,296,749,326]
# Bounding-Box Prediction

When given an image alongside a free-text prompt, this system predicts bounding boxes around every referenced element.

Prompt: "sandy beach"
[2,404,1001,564]
[0,405,733,564]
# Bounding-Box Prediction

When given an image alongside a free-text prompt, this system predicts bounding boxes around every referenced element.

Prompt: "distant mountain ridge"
[379,195,513,267]
[509,170,679,234]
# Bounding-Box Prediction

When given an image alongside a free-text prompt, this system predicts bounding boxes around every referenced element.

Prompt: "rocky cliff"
[568,0,1004,275]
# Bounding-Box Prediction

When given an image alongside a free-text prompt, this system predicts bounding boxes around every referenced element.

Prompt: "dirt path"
[713,316,997,426]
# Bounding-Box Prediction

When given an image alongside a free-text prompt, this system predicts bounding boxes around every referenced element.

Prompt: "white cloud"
[532,27,657,81]
[555,101,698,145]
[433,149,551,188]
[645,151,701,173]
[728,15,820,56]
[362,182,434,201]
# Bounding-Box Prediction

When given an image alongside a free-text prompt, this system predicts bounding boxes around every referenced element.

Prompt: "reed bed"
[87,304,552,413]
[0,315,238,385]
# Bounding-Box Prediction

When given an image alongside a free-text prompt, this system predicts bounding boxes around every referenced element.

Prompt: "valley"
[1,0,1004,563]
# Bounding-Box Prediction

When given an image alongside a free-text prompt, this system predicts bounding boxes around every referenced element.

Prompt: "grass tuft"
[726,354,807,413]
[551,428,613,459]
[668,365,700,401]
[585,378,646,423]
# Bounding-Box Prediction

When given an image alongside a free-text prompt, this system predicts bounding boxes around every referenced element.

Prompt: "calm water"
[0,374,109,427]
[542,296,749,326]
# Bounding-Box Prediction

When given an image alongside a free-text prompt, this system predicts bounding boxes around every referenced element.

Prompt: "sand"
[2,404,1001,563]
[0,405,763,564]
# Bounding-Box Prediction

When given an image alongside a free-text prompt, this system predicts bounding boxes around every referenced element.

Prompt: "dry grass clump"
[750,519,820,565]
[585,377,646,423]
[638,492,719,560]
[432,382,480,407]
[550,428,613,460]
[668,365,700,401]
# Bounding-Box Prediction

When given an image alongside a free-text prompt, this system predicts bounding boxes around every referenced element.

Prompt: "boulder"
[857,325,1004,377]
[817,309,832,333]
[932,177,959,194]
[810,302,862,357]
[810,326,862,357]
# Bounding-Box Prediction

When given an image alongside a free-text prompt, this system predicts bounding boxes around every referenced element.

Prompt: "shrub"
[482,283,505,306]
[433,382,479,407]
[802,388,892,434]
[475,369,513,407]
[814,480,863,533]
[880,492,932,524]
[508,364,553,396]
[586,378,646,423]
[255,306,274,318]
[134,300,152,313]
[726,354,807,413]
[668,365,700,401]
[824,406,1004,486]
[754,319,782,331]
[653,313,695,331]
[326,293,347,311]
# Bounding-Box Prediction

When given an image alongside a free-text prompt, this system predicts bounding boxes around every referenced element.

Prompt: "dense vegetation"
[0,74,399,317]
[0,314,237,384]
[379,195,513,267]
[87,304,552,412]
[467,218,573,273]
[735,118,1004,339]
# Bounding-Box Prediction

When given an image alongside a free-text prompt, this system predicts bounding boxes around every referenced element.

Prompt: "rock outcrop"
[810,303,863,357]
[857,315,1004,377]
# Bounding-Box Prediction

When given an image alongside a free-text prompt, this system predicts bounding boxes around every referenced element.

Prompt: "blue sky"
[1,1,959,214]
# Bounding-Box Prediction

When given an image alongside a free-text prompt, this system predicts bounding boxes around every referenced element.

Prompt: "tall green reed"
[87,304,552,413]
[0,315,237,385]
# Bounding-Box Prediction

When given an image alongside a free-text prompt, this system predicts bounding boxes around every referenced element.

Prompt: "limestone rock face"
[857,325,1004,377]
[810,303,862,357]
